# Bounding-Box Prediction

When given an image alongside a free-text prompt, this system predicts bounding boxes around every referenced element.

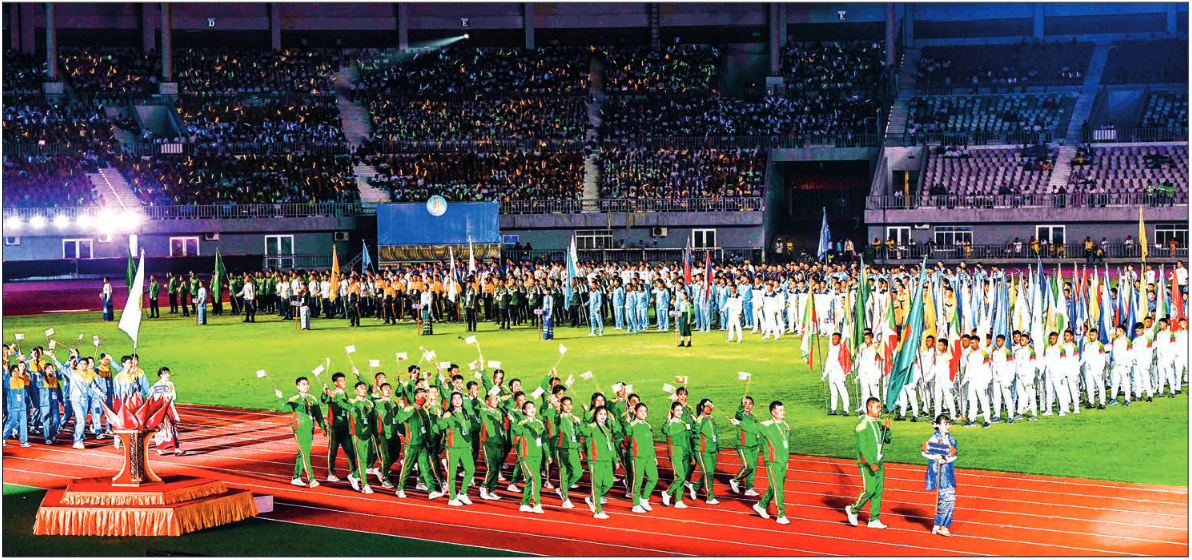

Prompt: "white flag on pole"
[256,370,268,378]
[118,248,146,348]
[465,335,477,345]
[395,352,408,361]
[345,345,356,354]
[369,359,381,368]
[44,328,55,337]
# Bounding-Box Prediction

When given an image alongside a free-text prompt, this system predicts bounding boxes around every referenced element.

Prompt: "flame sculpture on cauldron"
[98,392,178,487]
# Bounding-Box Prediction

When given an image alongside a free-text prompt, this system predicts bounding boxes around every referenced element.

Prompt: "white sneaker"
[744,488,760,497]
[308,481,320,489]
[570,484,579,490]
[601,498,608,505]
[776,516,790,525]
[555,488,564,500]
[348,475,361,492]
[561,499,575,509]
[327,474,341,483]
[381,480,394,489]
[686,482,696,501]
[752,503,770,519]
[845,505,858,526]
[729,479,740,494]
[639,500,653,512]
[375,470,388,485]
[706,498,720,505]
[448,498,463,506]
[543,481,554,490]
[415,482,428,491]
[519,504,533,512]
[395,490,407,498]
[593,512,610,519]
[428,491,444,500]
[291,478,305,487]
[674,501,689,509]
[585,496,595,512]
[459,495,473,505]
[507,483,520,492]
[531,505,544,514]
[867,520,887,529]
[661,492,672,506]
[361,486,374,495]
[632,505,646,513]
[367,467,380,476]
[72,442,84,449]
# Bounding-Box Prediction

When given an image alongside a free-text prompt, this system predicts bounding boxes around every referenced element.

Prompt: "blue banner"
[377,202,500,246]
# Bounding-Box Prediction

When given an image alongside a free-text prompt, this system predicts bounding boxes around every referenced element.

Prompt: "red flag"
[703,250,712,303]
[683,242,692,285]
[949,338,962,381]
[838,343,853,374]
[1173,272,1185,322]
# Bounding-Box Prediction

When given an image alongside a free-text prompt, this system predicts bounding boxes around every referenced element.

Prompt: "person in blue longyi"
[922,414,959,537]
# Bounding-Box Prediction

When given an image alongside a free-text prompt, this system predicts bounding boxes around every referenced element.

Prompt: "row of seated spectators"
[921,144,1057,198]
[355,47,589,98]
[177,95,346,148]
[907,93,1074,135]
[1103,39,1188,85]
[368,97,588,144]
[599,93,878,138]
[114,153,358,206]
[359,151,584,203]
[3,154,101,208]
[918,40,1093,88]
[2,99,118,152]
[1068,144,1188,197]
[603,45,719,93]
[781,40,887,93]
[1140,91,1188,130]
[58,48,161,97]
[173,49,338,95]
[599,147,765,200]
[3,50,47,95]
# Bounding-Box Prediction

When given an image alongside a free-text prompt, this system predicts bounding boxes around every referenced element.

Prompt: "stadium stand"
[58,48,161,98]
[355,47,590,97]
[917,41,1094,90]
[1140,91,1189,130]
[906,93,1075,140]
[1067,144,1189,204]
[920,144,1057,200]
[1102,39,1189,85]
[178,95,347,149]
[3,50,48,96]
[367,97,588,144]
[2,99,118,152]
[781,40,887,94]
[115,153,359,206]
[173,48,338,94]
[361,151,584,203]
[2,154,100,208]
[603,45,719,93]
[598,146,766,200]
[599,93,879,138]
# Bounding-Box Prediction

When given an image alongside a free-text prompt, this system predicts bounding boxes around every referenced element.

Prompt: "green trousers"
[292,430,315,480]
[694,451,717,499]
[732,445,759,489]
[349,434,374,488]
[631,456,659,505]
[398,443,441,492]
[556,447,582,503]
[374,433,401,479]
[760,461,788,518]
[481,443,505,491]
[665,451,690,503]
[327,426,357,476]
[589,460,614,514]
[519,454,542,505]
[445,446,476,500]
[852,463,885,520]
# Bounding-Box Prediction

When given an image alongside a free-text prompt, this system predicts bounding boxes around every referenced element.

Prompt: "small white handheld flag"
[488,386,502,396]
[312,365,325,376]
[369,359,381,368]
[611,382,624,393]
[488,360,502,369]
[468,361,478,371]
[662,383,675,394]
[531,387,545,399]
[738,372,752,381]
[438,361,451,370]
[14,334,24,341]
[44,328,55,337]
[558,344,567,354]
[580,371,593,380]
[565,375,576,388]
[345,345,356,354]
[92,335,100,346]
[465,336,478,345]
[624,384,634,393]
[256,370,268,379]
[425,350,437,361]
[395,352,408,361]
[674,375,688,384]
[48,340,57,350]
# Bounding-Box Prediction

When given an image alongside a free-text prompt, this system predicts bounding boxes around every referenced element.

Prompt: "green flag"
[212,248,227,302]
[850,258,870,356]
[125,250,135,289]
[885,257,928,414]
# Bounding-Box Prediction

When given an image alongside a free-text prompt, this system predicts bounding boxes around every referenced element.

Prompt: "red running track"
[3,404,1186,556]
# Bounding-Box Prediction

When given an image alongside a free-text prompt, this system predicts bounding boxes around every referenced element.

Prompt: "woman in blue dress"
[921,414,958,536]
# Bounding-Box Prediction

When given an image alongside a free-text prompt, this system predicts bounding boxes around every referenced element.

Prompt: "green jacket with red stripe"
[662,418,692,458]
[394,404,436,447]
[374,397,400,439]
[734,404,760,448]
[553,411,582,450]
[577,421,618,464]
[279,393,326,434]
[434,409,474,451]
[694,414,719,454]
[740,418,791,464]
[477,407,506,447]
[320,387,351,431]
[512,418,547,458]
[626,419,656,460]
[345,396,377,439]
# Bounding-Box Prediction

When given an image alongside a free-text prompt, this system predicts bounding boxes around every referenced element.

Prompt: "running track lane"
[3,404,1185,557]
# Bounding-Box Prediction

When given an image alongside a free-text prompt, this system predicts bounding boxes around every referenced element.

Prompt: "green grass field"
[1,484,521,556]
[3,310,1186,487]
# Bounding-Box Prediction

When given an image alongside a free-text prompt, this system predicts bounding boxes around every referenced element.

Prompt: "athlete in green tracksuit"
[393,387,444,499]
[626,403,659,513]
[661,401,693,508]
[691,399,720,504]
[846,397,892,528]
[373,383,401,489]
[578,405,619,519]
[732,400,792,525]
[344,382,377,494]
[477,395,507,501]
[436,391,476,505]
[320,373,356,482]
[277,377,326,488]
[503,390,527,490]
[551,396,582,508]
[731,396,761,496]
[511,401,547,513]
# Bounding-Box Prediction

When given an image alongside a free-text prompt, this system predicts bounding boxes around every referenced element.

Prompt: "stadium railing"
[128,141,351,156]
[601,134,881,149]
[869,243,1187,262]
[867,191,1188,210]
[913,81,1082,96]
[597,198,763,212]
[885,129,1057,147]
[1085,127,1188,143]
[376,138,584,152]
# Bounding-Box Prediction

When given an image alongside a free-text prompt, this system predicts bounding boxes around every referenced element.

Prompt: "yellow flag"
[329,246,340,302]
[1139,207,1148,263]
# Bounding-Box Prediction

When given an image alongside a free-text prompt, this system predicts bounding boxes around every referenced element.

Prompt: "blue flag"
[563,238,577,309]
[817,207,831,262]
[361,240,373,273]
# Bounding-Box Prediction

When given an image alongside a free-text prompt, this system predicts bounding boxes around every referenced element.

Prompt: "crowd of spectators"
[173,49,338,95]
[368,97,588,144]
[2,99,118,152]
[177,96,346,149]
[1103,39,1189,85]
[599,93,878,138]
[361,151,584,203]
[781,40,887,93]
[3,154,100,208]
[58,48,161,98]
[116,153,358,206]
[918,40,1093,90]
[907,93,1073,137]
[599,147,765,200]
[3,50,48,96]
[603,45,719,93]
[355,46,589,98]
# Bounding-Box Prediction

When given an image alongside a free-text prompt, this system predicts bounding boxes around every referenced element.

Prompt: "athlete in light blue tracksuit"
[740,280,754,330]
[690,282,705,331]
[636,285,649,331]
[624,284,638,333]
[701,286,715,332]
[716,281,729,331]
[656,282,670,331]
[588,282,604,336]
[613,281,626,330]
